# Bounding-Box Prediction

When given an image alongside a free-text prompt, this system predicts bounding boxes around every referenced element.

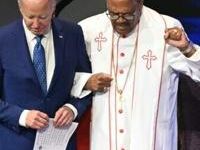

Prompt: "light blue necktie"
[33,35,47,95]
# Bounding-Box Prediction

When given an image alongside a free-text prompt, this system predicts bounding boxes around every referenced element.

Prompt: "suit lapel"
[14,20,42,87]
[48,20,65,93]
[12,20,46,94]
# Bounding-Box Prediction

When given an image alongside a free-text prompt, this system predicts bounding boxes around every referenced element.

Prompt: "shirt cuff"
[64,104,78,120]
[71,72,92,98]
[78,90,92,98]
[19,110,30,127]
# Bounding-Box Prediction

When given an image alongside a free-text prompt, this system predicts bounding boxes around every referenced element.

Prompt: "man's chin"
[31,31,40,35]
[31,30,44,35]
[116,29,129,37]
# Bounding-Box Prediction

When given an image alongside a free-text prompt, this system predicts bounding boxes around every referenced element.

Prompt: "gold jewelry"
[181,41,196,57]
[111,25,139,109]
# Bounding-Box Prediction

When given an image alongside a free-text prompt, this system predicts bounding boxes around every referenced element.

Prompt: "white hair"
[18,0,56,8]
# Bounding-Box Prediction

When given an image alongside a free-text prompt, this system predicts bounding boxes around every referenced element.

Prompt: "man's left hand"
[53,106,74,127]
[164,27,196,57]
[164,27,189,49]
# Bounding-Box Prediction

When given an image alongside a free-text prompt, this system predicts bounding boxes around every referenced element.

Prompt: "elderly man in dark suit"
[0,0,91,149]
[178,74,200,150]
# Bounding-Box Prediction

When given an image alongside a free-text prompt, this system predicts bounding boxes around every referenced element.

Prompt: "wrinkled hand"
[84,73,113,92]
[164,27,189,50]
[26,110,49,129]
[53,106,74,127]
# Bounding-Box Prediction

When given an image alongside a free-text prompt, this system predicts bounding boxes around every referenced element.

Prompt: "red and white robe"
[72,6,200,150]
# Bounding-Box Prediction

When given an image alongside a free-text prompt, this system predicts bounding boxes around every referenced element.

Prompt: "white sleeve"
[164,17,200,81]
[19,110,30,127]
[186,44,200,61]
[70,72,92,98]
[168,43,200,82]
[64,104,78,119]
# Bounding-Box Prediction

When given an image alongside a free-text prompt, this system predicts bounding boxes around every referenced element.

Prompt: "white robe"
[75,6,200,150]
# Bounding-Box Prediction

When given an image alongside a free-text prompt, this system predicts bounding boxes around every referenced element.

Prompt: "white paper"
[33,119,78,150]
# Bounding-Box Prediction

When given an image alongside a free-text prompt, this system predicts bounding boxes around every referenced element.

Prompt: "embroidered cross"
[95,32,107,51]
[142,50,157,70]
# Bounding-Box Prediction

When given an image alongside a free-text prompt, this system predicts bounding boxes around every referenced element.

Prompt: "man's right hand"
[84,73,113,92]
[26,110,49,129]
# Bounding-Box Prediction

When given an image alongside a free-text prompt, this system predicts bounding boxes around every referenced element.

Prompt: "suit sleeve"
[68,25,92,120]
[0,41,23,133]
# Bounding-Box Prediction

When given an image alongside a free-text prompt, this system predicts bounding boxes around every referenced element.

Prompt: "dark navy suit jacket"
[0,18,91,150]
[178,74,200,131]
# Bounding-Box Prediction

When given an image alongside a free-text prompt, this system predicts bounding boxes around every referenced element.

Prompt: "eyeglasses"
[106,11,136,21]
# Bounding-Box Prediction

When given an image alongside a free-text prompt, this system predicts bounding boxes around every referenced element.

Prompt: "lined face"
[107,0,142,37]
[19,0,55,35]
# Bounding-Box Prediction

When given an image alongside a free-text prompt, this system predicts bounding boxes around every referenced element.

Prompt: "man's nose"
[116,15,126,23]
[32,19,40,28]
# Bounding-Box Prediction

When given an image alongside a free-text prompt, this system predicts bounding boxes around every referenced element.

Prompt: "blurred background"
[0,0,200,44]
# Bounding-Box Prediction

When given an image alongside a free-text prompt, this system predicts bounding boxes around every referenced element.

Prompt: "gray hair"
[18,0,57,8]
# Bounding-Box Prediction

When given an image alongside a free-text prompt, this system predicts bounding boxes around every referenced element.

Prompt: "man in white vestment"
[71,0,200,149]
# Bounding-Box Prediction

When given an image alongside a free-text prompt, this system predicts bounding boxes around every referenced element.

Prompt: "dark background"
[0,0,200,43]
